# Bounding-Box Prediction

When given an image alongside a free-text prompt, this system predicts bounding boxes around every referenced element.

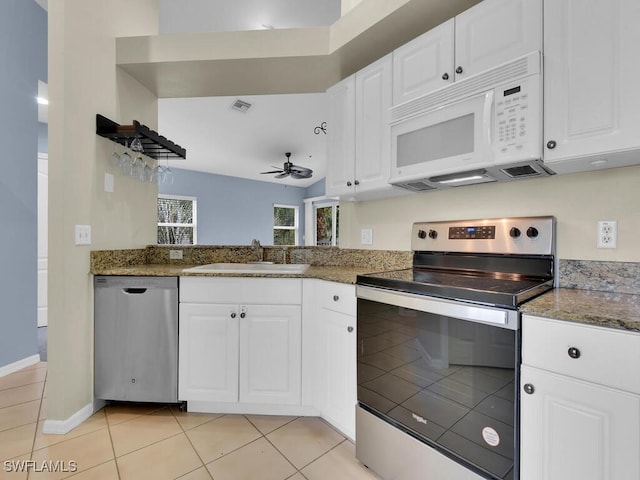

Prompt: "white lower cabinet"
[520,315,640,480]
[179,303,239,403]
[179,277,302,412]
[310,280,357,439]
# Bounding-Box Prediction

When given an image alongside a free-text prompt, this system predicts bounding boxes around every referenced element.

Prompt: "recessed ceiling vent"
[231,99,252,113]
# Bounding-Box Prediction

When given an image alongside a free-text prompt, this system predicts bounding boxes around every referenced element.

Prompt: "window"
[157,194,197,245]
[315,202,339,246]
[273,204,299,245]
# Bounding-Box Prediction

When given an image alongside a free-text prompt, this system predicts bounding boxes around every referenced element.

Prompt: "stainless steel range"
[355,217,555,480]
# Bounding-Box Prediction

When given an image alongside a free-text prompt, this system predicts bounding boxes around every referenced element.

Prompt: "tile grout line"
[168,405,214,480]
[104,408,123,480]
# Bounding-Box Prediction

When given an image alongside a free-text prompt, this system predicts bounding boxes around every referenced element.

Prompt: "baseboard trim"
[42,402,94,435]
[0,354,41,377]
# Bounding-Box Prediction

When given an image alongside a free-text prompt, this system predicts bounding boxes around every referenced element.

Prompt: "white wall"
[340,164,640,262]
[47,0,159,423]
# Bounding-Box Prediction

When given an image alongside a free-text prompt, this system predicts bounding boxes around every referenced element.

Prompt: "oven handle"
[356,285,519,330]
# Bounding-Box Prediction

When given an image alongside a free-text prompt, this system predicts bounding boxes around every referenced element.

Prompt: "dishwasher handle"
[122,288,148,295]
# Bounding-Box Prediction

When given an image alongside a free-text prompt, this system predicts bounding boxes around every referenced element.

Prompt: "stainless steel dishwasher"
[94,276,178,403]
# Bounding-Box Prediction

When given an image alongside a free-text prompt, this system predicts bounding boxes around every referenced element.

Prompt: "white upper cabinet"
[326,75,356,197]
[326,54,393,199]
[454,0,542,81]
[392,0,541,106]
[354,54,393,194]
[543,0,640,173]
[392,20,455,105]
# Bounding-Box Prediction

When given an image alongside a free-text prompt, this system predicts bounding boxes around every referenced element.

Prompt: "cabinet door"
[454,0,542,80]
[520,365,640,480]
[239,305,302,405]
[355,54,393,193]
[392,19,454,105]
[326,75,356,197]
[178,303,239,403]
[322,309,357,439]
[543,0,640,170]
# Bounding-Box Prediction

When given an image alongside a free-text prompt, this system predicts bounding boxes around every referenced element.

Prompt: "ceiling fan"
[261,152,313,180]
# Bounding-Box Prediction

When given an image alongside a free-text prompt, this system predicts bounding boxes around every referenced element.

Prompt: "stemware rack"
[96,114,186,159]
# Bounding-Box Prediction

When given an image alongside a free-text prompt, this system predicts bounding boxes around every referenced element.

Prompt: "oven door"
[356,285,520,480]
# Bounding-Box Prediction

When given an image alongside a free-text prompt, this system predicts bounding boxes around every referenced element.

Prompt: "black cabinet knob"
[354,180,360,186]
[568,347,581,359]
[456,66,463,74]
[547,140,557,149]
[231,312,236,319]
[527,227,539,238]
[346,181,352,187]
[509,227,521,238]
[523,383,535,395]
[428,229,438,239]
[240,312,246,319]
[417,229,427,239]
[347,326,354,333]
[442,72,449,80]
[333,295,340,302]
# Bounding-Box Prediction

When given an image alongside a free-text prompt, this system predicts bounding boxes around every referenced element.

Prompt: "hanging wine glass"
[110,142,121,170]
[130,138,145,180]
[143,160,153,183]
[163,156,174,185]
[119,139,132,176]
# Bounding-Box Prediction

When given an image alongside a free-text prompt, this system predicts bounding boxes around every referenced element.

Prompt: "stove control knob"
[527,227,539,238]
[509,227,521,238]
[417,229,427,239]
[428,229,438,240]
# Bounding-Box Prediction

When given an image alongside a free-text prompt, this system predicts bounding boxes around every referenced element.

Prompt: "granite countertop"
[522,288,640,333]
[90,263,385,285]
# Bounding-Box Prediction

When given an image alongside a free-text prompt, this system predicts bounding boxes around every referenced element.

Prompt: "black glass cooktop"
[357,267,553,309]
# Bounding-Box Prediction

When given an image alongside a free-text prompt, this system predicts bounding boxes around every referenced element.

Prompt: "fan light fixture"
[261,152,313,180]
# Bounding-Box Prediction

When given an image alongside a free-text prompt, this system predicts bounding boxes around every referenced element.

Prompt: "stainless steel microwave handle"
[356,285,518,330]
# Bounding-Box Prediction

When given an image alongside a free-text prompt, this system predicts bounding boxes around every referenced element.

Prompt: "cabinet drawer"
[522,315,640,394]
[180,277,302,305]
[321,281,356,316]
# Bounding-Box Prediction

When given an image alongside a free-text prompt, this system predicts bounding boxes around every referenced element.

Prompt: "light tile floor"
[0,363,380,480]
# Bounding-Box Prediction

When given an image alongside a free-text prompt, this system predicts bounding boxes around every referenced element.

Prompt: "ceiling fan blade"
[275,172,289,179]
[261,170,284,174]
[291,165,313,174]
[291,171,313,179]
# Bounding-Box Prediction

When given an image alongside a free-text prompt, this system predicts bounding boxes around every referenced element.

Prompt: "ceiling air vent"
[231,99,252,113]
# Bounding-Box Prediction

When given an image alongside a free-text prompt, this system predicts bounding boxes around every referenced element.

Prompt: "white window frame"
[157,194,198,245]
[273,203,299,246]
[304,196,339,246]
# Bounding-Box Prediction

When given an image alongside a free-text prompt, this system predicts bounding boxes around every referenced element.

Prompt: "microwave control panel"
[494,75,540,160]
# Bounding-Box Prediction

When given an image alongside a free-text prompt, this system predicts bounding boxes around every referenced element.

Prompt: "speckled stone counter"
[90,246,410,285]
[522,288,640,333]
[90,263,388,285]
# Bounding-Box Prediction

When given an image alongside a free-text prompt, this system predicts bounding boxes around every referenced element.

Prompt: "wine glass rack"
[96,114,186,160]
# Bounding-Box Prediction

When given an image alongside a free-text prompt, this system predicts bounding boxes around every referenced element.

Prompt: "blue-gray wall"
[38,122,48,153]
[159,168,317,245]
[0,0,47,367]
[305,178,325,198]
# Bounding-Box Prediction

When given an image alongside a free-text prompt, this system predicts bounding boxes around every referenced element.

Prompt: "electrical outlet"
[169,249,183,260]
[597,221,617,249]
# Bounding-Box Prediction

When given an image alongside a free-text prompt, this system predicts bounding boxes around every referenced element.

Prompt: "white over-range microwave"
[389,51,554,191]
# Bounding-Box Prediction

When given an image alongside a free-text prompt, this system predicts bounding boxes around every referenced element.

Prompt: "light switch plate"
[104,173,114,193]
[361,228,373,245]
[75,225,91,245]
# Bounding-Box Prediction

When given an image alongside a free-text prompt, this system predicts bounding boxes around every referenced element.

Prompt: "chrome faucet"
[251,239,263,262]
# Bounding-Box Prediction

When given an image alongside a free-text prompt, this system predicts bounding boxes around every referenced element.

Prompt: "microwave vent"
[397,180,437,192]
[391,51,540,123]
[501,164,540,178]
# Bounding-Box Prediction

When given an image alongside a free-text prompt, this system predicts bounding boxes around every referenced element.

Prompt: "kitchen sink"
[182,263,310,274]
